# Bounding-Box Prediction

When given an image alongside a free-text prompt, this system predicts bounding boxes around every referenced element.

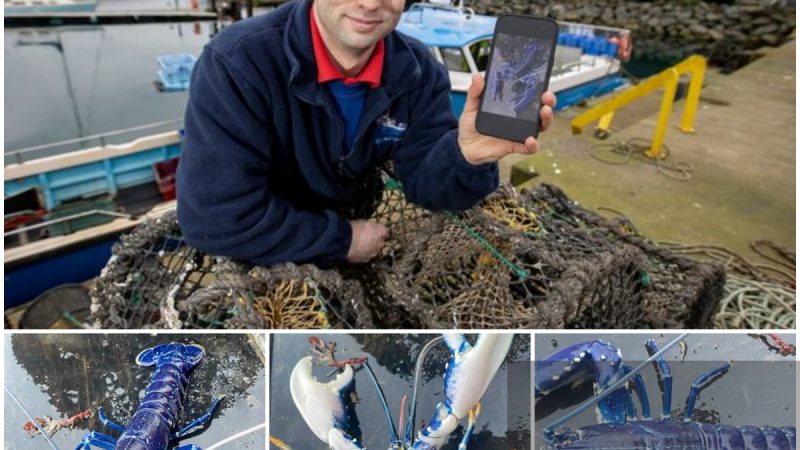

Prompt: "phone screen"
[483,33,553,123]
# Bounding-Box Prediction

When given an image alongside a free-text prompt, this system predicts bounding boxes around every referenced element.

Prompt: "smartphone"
[476,15,558,142]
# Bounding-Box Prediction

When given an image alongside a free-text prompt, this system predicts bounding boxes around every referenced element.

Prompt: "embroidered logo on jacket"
[374,114,407,145]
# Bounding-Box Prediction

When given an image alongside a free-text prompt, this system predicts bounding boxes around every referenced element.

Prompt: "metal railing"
[5,118,183,166]
[5,209,134,238]
[570,55,707,159]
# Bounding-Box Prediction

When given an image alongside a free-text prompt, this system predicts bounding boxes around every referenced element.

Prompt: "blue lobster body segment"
[538,339,797,450]
[551,422,796,450]
[76,343,222,450]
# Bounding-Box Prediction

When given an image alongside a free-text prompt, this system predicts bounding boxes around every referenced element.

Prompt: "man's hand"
[458,73,557,166]
[347,220,389,263]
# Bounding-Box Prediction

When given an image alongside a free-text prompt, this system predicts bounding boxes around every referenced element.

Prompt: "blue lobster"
[288,334,514,450]
[535,339,797,450]
[499,40,546,113]
[75,343,223,450]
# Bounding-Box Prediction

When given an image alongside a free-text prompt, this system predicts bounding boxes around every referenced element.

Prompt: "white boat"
[397,1,632,114]
[4,0,99,14]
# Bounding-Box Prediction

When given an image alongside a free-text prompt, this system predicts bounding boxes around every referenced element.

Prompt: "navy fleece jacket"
[176,0,499,267]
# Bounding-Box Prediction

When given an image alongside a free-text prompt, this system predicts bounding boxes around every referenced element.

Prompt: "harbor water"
[4,0,223,161]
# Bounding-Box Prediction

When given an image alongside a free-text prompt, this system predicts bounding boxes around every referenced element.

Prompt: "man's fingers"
[523,137,539,154]
[506,139,538,156]
[463,74,485,115]
[542,91,557,109]
[540,105,553,132]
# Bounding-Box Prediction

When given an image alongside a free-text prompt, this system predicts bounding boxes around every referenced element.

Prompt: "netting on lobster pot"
[464,185,651,329]
[89,178,724,329]
[89,210,371,329]
[517,184,726,329]
[347,182,652,329]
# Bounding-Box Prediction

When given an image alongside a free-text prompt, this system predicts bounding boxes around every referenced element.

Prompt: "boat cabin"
[397,1,632,115]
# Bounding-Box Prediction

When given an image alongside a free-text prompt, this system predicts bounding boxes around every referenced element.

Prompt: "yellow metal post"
[595,111,616,138]
[570,54,707,160]
[647,69,680,159]
[676,55,707,133]
[570,71,673,134]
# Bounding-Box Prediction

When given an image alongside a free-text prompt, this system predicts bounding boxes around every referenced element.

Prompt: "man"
[176,0,556,267]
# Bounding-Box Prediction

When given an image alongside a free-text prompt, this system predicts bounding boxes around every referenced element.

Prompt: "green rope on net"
[62,310,85,328]
[130,291,143,307]
[383,177,403,191]
[446,212,529,281]
[382,176,528,280]
[305,278,334,329]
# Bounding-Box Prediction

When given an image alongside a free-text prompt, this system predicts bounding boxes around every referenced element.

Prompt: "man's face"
[314,0,405,53]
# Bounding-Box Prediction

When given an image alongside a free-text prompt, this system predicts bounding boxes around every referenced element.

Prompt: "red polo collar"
[310,5,384,88]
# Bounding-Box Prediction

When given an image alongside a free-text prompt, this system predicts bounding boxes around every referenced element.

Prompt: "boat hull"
[449,74,626,116]
[4,1,98,14]
[5,237,116,309]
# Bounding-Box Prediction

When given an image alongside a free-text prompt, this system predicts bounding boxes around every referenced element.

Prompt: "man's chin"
[342,34,382,52]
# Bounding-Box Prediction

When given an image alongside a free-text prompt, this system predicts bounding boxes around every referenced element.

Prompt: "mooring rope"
[715,275,796,329]
[588,138,694,181]
[658,240,795,287]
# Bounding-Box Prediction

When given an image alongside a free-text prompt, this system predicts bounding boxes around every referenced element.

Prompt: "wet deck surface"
[4,334,266,449]
[504,39,796,265]
[534,333,797,448]
[270,334,530,449]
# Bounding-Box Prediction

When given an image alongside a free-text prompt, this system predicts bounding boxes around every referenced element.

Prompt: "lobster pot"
[89,180,724,329]
[358,184,652,329]
[89,210,371,329]
[518,184,726,329]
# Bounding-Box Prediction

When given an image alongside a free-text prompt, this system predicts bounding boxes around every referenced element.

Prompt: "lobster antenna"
[543,333,688,440]
[362,361,400,444]
[207,422,266,450]
[405,335,446,443]
[4,384,61,450]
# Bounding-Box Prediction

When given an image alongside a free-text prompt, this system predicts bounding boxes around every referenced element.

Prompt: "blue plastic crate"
[156,53,196,91]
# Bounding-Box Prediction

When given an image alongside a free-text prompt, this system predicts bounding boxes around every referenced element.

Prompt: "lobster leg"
[171,397,224,439]
[683,363,731,422]
[457,403,481,450]
[74,431,117,450]
[97,407,125,433]
[412,334,513,449]
[645,339,673,419]
[622,365,651,419]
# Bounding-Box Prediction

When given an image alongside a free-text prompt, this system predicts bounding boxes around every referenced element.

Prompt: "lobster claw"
[413,334,513,449]
[290,357,364,450]
[534,340,623,396]
[535,340,632,423]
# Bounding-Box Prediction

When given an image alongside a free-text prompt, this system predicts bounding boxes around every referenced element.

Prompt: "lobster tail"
[136,343,205,368]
